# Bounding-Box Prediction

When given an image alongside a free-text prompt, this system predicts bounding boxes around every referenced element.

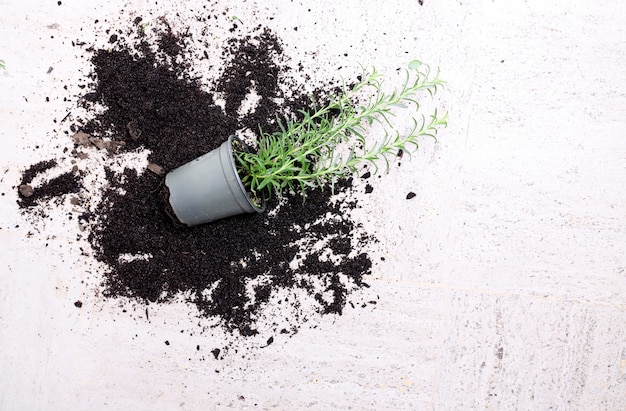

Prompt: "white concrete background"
[1,0,625,409]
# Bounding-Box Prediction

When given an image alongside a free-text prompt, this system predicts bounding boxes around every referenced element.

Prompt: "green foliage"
[0,59,5,70]
[234,60,448,200]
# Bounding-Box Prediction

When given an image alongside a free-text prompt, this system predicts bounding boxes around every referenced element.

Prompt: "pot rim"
[228,135,266,212]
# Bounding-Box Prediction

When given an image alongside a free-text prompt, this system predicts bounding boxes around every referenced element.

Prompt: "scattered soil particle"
[406,192,416,200]
[146,163,164,175]
[72,131,91,146]
[88,137,125,153]
[126,120,142,140]
[74,300,83,308]
[19,185,34,198]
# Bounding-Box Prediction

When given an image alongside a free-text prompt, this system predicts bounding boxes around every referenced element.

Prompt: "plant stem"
[235,60,448,199]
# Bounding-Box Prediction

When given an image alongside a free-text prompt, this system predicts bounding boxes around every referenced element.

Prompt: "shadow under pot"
[163,136,265,226]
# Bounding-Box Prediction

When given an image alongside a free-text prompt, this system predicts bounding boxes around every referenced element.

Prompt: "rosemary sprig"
[235,60,448,199]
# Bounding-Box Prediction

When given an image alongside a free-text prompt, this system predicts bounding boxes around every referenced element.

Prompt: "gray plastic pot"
[163,136,265,226]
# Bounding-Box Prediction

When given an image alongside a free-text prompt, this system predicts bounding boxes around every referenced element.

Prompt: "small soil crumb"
[406,192,416,200]
[147,163,164,175]
[126,120,142,140]
[88,137,125,153]
[74,300,83,308]
[19,185,34,198]
[72,131,91,147]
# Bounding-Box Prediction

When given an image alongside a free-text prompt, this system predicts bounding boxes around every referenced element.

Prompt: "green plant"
[234,60,448,200]
[0,59,6,70]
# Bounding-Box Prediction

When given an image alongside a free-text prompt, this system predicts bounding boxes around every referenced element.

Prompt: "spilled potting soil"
[18,18,375,340]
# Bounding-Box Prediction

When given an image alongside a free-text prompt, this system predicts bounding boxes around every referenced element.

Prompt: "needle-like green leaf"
[234,60,448,200]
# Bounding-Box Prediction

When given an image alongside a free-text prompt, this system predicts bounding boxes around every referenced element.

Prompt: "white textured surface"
[1,0,626,409]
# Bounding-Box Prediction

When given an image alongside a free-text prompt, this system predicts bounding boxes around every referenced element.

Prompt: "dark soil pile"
[18,19,374,339]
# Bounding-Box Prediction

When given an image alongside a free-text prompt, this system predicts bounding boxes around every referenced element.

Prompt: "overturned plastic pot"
[163,136,265,226]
